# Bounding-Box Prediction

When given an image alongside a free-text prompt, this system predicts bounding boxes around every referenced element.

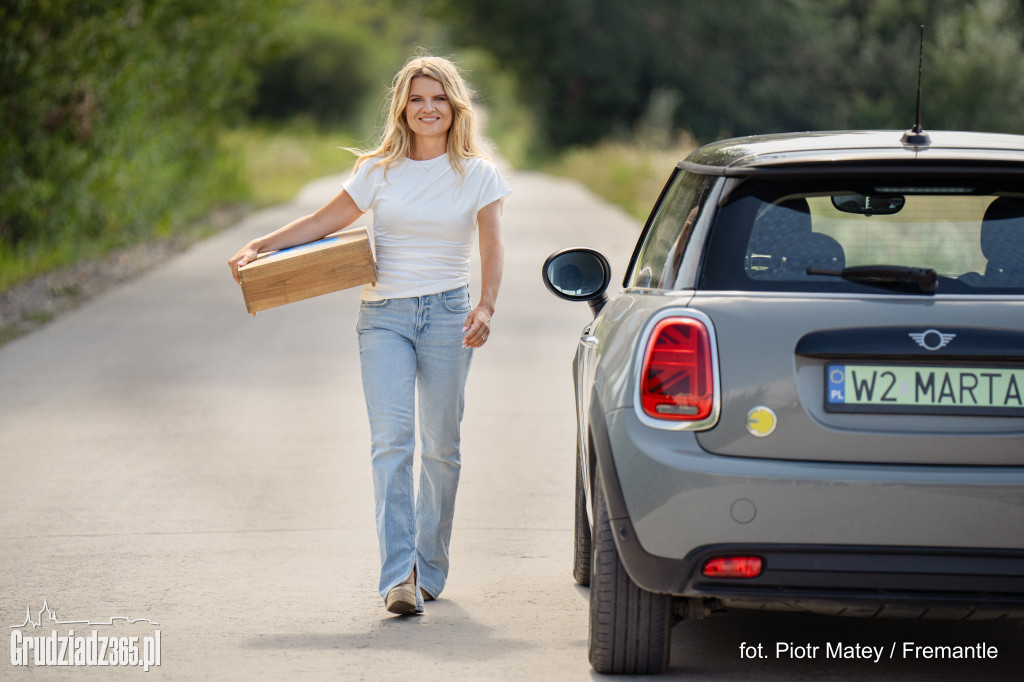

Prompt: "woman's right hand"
[227,188,364,285]
[228,242,260,284]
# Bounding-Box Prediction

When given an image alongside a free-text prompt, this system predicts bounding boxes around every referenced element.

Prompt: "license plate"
[825,363,1024,416]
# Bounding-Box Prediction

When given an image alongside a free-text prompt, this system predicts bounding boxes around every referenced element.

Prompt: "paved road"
[0,168,638,680]
[2,169,1022,681]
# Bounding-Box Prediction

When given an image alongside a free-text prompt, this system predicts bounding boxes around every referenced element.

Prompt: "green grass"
[220,122,360,206]
[0,236,105,293]
[0,206,233,293]
[542,136,697,220]
[0,323,21,346]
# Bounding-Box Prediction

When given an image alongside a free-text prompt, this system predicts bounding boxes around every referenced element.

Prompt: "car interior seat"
[748,198,846,279]
[978,196,1024,285]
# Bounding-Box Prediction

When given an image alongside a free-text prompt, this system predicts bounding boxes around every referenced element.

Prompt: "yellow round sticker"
[746,406,777,438]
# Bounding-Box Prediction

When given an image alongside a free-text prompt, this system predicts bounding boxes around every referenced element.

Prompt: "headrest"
[752,198,813,241]
[981,197,1024,264]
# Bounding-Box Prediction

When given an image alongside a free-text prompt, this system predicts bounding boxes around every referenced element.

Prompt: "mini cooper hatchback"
[543,129,1024,675]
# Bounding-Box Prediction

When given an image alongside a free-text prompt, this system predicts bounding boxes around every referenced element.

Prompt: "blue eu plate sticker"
[827,365,846,404]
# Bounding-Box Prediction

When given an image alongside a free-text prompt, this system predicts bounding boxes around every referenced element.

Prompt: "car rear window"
[699,177,1024,295]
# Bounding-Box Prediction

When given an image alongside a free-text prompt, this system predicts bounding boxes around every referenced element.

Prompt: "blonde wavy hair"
[352,55,490,176]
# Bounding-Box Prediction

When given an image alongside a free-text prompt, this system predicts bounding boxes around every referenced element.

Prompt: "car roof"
[681,130,1024,174]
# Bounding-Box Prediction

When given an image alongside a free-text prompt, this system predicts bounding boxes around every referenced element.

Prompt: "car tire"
[588,477,672,674]
[573,452,592,586]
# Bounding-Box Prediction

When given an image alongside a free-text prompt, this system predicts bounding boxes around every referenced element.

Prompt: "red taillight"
[702,556,763,579]
[640,317,713,421]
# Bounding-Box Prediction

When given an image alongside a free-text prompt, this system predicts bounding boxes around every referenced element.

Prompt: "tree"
[0,0,284,260]
[406,0,1024,148]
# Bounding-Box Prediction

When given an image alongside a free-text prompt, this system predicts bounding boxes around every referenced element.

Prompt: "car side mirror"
[542,248,612,315]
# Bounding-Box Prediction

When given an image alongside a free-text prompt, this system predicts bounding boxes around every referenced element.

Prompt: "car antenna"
[901,25,931,146]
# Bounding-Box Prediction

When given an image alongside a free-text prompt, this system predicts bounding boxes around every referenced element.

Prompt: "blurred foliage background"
[3,0,1024,293]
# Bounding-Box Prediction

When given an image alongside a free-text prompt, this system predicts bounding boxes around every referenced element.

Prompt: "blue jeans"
[356,286,474,606]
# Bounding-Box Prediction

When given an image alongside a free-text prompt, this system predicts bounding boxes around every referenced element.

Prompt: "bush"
[0,0,285,290]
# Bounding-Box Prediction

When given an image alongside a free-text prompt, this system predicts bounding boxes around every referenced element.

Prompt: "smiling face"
[405,76,453,147]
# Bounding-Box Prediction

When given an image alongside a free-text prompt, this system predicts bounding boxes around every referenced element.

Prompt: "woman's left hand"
[464,199,503,349]
[462,306,492,348]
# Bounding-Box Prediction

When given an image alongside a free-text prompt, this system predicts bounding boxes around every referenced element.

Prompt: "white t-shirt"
[342,154,512,301]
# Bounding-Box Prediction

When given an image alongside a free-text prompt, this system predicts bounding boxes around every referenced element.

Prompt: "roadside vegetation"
[221,124,360,207]
[0,1,286,292]
[542,135,698,221]
[4,0,1024,303]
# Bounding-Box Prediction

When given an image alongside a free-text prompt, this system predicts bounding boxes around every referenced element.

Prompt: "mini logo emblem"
[909,329,956,351]
[746,406,777,438]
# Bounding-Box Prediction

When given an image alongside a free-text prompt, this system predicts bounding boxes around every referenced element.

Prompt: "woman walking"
[228,55,511,614]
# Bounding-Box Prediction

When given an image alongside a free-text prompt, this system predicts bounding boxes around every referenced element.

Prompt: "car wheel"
[573,451,592,586]
[588,476,672,674]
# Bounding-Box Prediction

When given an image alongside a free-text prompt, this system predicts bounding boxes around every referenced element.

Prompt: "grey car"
[542,130,1024,674]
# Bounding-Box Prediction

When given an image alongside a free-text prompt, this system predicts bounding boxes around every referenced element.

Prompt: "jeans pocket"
[361,298,389,309]
[442,287,472,314]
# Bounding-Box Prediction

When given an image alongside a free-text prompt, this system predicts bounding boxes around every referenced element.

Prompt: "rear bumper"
[684,544,1024,618]
[590,400,1024,615]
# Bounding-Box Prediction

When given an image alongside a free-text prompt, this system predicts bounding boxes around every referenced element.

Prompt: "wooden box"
[238,227,376,314]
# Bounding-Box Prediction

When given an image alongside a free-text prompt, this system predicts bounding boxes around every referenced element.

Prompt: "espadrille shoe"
[385,584,420,614]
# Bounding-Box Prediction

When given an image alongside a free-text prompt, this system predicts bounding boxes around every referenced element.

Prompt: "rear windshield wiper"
[806,265,938,294]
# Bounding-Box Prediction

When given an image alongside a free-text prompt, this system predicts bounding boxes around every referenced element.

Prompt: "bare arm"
[228,188,363,283]
[462,199,505,348]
